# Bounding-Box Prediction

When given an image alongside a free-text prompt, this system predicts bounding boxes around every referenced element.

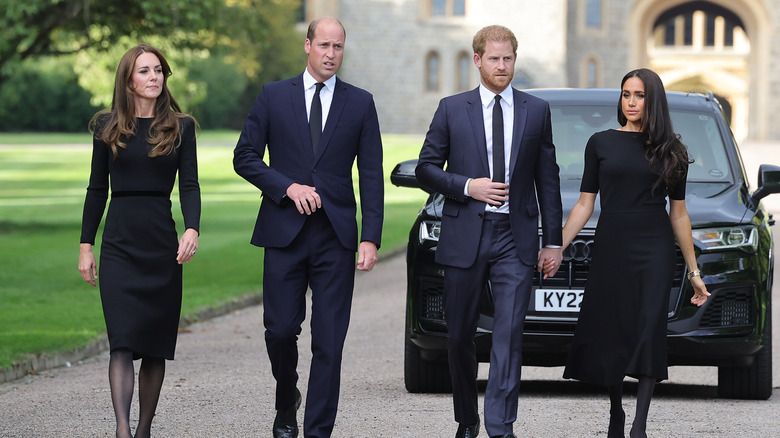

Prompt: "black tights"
[108,349,166,438]
[607,376,656,438]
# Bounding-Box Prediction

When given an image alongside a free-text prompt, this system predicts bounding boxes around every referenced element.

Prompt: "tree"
[1,0,305,129]
[0,0,303,91]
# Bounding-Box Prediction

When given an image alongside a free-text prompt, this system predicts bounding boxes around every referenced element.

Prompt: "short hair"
[306,16,346,41]
[472,25,518,56]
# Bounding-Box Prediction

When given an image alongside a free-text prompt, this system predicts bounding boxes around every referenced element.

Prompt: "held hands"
[78,243,98,287]
[538,247,563,280]
[176,228,199,264]
[287,183,322,215]
[468,178,508,206]
[357,241,378,272]
[689,275,711,307]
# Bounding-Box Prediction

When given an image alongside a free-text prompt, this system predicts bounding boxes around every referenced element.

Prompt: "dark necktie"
[492,95,505,183]
[310,82,325,152]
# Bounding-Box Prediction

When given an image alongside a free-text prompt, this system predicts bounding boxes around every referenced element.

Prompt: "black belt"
[482,211,509,221]
[112,191,168,198]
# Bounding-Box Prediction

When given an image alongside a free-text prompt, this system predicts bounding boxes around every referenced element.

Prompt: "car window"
[671,109,732,183]
[549,104,733,186]
[549,105,618,186]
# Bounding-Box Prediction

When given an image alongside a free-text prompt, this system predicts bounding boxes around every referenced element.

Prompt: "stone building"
[302,0,780,142]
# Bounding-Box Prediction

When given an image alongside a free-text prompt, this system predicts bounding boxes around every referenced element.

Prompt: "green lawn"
[0,132,427,370]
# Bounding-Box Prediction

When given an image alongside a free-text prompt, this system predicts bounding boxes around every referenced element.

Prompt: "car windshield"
[550,104,733,190]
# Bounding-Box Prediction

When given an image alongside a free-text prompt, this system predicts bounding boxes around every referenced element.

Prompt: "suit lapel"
[466,88,490,177]
[509,89,528,175]
[290,75,315,159]
[314,78,347,164]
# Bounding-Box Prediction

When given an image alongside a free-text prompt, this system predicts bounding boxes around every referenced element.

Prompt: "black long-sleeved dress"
[80,116,200,359]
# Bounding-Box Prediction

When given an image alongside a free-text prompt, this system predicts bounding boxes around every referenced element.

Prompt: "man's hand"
[537,247,563,279]
[468,177,508,205]
[286,183,321,215]
[357,241,378,272]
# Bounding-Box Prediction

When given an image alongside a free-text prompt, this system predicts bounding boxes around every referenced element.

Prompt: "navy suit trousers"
[262,210,355,438]
[443,212,533,436]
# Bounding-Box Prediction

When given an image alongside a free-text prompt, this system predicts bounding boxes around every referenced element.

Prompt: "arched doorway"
[629,0,772,142]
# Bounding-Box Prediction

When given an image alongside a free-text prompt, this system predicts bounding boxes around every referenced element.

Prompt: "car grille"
[535,234,685,288]
[418,277,445,320]
[417,235,686,327]
[699,286,754,328]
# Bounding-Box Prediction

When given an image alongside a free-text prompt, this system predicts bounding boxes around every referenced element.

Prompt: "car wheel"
[717,299,773,400]
[404,323,453,393]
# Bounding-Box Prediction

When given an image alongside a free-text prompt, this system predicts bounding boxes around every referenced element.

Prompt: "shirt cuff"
[545,245,561,248]
[464,178,472,197]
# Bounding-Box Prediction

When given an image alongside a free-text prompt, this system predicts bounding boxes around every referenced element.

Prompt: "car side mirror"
[751,164,780,202]
[391,159,429,191]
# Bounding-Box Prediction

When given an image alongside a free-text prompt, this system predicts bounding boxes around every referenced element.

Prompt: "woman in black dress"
[548,69,710,437]
[77,44,200,438]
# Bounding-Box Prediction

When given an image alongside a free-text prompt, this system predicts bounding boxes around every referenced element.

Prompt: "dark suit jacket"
[233,74,384,252]
[415,87,562,268]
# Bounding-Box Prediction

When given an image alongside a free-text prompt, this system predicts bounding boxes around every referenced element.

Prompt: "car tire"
[717,299,773,400]
[404,324,453,393]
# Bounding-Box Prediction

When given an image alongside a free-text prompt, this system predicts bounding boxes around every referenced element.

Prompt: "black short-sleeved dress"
[80,116,200,360]
[562,129,686,386]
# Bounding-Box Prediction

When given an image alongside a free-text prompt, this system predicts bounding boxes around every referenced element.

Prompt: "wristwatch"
[687,269,701,280]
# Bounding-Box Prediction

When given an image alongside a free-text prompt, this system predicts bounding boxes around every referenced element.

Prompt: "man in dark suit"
[416,25,563,438]
[233,16,383,438]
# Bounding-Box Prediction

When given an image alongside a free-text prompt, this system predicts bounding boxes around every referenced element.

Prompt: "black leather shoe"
[490,434,516,438]
[272,388,302,438]
[456,423,479,438]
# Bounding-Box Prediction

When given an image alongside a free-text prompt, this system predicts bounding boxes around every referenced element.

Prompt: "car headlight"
[691,225,758,252]
[419,220,441,243]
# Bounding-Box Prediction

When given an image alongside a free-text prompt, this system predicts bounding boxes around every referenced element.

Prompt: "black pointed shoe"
[456,423,479,438]
[272,388,302,438]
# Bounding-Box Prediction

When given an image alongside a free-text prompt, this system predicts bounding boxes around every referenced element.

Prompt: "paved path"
[1,142,780,437]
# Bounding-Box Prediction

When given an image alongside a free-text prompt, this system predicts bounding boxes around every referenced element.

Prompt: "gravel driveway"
[2,143,779,437]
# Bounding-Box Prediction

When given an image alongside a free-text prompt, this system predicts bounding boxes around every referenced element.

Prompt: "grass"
[0,132,427,370]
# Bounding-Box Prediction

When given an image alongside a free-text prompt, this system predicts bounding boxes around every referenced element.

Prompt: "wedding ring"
[190,249,196,255]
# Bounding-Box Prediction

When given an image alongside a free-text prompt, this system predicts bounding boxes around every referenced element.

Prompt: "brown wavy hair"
[89,44,194,158]
[617,68,692,195]
[472,25,518,56]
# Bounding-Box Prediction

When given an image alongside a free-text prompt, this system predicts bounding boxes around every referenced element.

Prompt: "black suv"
[392,89,780,400]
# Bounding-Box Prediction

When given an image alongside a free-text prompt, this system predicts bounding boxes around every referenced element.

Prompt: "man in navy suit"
[233,16,383,438]
[416,25,562,438]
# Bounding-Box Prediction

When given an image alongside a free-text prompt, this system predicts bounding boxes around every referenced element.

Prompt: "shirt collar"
[303,69,337,92]
[479,84,514,108]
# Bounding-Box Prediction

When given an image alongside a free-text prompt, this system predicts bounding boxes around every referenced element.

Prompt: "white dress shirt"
[303,69,336,133]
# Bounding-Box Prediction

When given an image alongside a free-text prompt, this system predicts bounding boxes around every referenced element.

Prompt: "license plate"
[535,289,584,312]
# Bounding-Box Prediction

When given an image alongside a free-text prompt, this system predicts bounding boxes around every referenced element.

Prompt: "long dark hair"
[617,68,692,195]
[89,44,194,158]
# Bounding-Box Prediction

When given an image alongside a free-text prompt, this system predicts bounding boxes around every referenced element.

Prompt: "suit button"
[313,168,317,173]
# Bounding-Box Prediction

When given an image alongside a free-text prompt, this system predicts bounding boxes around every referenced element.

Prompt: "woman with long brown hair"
[550,68,710,437]
[78,44,200,438]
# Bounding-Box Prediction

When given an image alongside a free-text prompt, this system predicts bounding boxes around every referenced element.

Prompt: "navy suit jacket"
[234,74,384,252]
[416,87,562,268]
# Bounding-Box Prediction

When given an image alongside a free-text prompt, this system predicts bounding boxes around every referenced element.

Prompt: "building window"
[429,0,466,17]
[586,59,598,88]
[585,0,602,28]
[457,52,471,92]
[426,51,440,92]
[511,70,533,90]
[654,3,744,48]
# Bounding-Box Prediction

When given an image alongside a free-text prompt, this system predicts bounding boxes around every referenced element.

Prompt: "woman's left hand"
[690,275,710,306]
[177,228,199,264]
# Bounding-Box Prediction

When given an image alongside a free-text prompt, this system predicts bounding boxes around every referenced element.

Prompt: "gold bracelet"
[687,269,701,280]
